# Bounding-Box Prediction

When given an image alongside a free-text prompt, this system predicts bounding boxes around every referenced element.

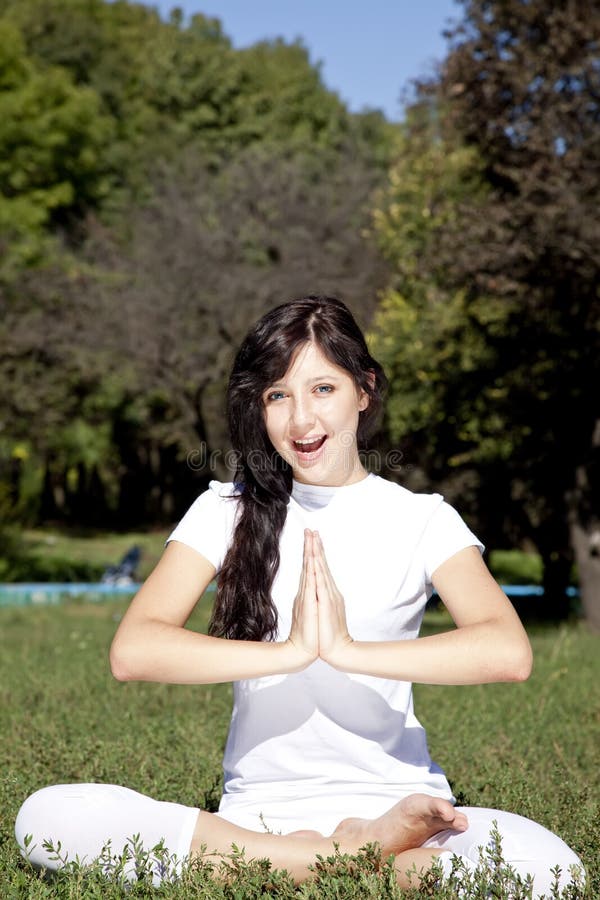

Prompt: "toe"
[454,811,469,831]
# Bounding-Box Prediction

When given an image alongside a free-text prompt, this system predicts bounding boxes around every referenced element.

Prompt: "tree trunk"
[539,545,573,620]
[535,490,574,620]
[39,459,65,522]
[569,518,600,631]
[567,421,600,630]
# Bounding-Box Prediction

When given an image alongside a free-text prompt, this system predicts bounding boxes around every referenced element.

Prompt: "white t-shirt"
[168,474,484,834]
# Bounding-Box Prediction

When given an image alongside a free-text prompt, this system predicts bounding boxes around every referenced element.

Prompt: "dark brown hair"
[208,295,387,641]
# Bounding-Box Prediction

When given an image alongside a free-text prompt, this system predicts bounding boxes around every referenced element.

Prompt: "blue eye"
[266,390,286,402]
[315,385,333,394]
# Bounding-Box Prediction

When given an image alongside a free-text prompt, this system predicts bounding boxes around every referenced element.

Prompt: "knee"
[493,813,585,895]
[453,808,585,896]
[549,844,586,893]
[15,786,55,846]
[15,785,63,865]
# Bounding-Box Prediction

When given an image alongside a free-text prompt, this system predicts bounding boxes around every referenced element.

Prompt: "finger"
[305,528,313,553]
[313,535,338,597]
[297,532,308,596]
[303,531,317,595]
[313,551,332,602]
[294,530,311,605]
[314,532,331,575]
[303,530,314,580]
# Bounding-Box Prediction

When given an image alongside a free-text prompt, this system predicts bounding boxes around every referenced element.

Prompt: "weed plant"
[1,600,598,898]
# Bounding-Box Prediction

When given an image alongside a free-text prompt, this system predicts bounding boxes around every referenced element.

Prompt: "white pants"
[15,784,583,895]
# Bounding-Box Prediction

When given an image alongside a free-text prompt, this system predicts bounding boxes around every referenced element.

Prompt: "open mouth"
[292,435,327,454]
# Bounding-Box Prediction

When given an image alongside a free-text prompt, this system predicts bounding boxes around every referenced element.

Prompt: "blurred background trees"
[0,0,392,526]
[370,0,600,624]
[1,0,598,625]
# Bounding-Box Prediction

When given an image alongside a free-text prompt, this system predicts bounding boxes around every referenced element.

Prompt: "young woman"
[16,296,582,893]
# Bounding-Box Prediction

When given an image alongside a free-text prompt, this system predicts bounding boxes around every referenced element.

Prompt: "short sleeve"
[166,481,239,571]
[421,501,484,582]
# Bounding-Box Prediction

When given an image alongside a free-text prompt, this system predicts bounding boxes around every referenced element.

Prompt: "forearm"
[110,622,307,684]
[328,620,532,685]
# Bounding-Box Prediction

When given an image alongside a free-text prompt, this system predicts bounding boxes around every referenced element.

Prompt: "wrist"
[280,637,317,673]
[320,635,355,670]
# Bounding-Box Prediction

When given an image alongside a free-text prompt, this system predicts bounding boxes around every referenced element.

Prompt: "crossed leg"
[15,784,466,887]
[190,793,468,885]
[16,784,583,894]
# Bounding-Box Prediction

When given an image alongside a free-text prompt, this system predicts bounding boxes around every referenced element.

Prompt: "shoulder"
[178,480,241,516]
[367,475,444,519]
[366,475,480,547]
[207,480,242,501]
[166,481,240,570]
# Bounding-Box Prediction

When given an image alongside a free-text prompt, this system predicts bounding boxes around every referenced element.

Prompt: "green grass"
[1,601,598,898]
[0,528,170,583]
[21,528,170,580]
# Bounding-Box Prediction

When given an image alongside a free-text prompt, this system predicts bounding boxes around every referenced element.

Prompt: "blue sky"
[147,1,462,121]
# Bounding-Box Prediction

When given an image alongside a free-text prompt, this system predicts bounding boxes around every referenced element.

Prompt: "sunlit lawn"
[1,599,598,897]
[20,528,170,581]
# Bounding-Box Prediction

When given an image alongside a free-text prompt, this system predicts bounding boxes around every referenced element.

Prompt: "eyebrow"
[307,374,341,383]
[265,374,342,389]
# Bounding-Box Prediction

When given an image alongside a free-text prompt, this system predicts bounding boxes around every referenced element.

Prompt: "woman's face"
[262,341,369,486]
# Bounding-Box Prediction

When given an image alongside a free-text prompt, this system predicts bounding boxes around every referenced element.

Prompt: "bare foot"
[331,794,468,857]
[287,829,324,840]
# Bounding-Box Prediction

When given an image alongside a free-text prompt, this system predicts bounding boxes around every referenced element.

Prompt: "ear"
[358,370,376,411]
[365,370,376,390]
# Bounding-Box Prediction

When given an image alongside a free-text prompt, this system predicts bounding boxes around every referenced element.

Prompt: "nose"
[289,395,315,434]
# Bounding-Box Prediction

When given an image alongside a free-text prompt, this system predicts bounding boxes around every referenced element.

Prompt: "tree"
[0,0,394,537]
[0,1,387,178]
[83,143,388,523]
[371,0,600,625]
[0,140,388,528]
[370,113,517,535]
[0,19,113,277]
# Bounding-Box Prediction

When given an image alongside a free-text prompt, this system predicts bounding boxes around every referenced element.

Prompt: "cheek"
[341,395,365,422]
[329,403,361,439]
[263,408,284,444]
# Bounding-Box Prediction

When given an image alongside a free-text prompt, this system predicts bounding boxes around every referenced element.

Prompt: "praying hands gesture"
[287,525,533,686]
[288,529,353,668]
[112,521,531,687]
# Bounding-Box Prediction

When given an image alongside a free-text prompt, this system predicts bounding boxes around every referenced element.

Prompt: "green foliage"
[0,0,382,180]
[0,19,113,276]
[23,528,168,578]
[0,551,104,583]
[0,136,388,528]
[0,526,168,584]
[370,109,513,469]
[0,0,393,530]
[233,39,348,147]
[21,835,579,900]
[370,0,600,615]
[0,606,596,897]
[488,550,543,586]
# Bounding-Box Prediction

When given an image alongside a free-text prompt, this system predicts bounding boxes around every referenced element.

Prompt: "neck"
[293,463,369,488]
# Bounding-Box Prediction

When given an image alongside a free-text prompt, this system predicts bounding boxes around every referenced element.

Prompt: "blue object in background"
[0,582,573,608]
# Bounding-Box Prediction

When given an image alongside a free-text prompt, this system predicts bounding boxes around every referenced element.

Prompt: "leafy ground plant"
[1,601,598,898]
[5,830,588,899]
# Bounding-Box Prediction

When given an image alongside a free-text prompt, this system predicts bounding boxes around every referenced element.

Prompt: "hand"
[313,532,353,667]
[287,530,319,668]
